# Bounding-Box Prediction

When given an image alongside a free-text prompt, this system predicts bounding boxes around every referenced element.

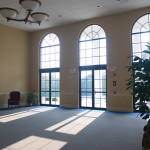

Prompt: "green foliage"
[52,97,57,101]
[148,119,150,126]
[45,97,57,101]
[27,92,38,104]
[45,97,49,101]
[125,42,150,120]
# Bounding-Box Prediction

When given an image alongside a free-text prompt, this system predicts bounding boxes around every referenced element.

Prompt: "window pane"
[93,57,99,65]
[133,43,141,54]
[141,33,149,43]
[93,48,99,57]
[80,50,86,58]
[80,42,86,49]
[100,48,106,56]
[100,39,106,47]
[132,34,140,43]
[86,41,92,49]
[93,40,99,48]
[86,49,92,57]
[86,58,92,65]
[100,56,106,64]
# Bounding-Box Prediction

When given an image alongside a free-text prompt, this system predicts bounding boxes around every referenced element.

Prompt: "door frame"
[39,68,60,106]
[79,65,107,110]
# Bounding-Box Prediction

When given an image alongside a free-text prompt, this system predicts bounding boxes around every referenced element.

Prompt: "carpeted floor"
[0,106,147,150]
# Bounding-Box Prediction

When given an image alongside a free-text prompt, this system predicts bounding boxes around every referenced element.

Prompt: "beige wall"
[0,24,31,108]
[30,7,150,112]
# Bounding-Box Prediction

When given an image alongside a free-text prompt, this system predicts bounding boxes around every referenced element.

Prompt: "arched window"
[79,25,107,109]
[132,14,150,59]
[79,25,106,66]
[40,33,60,68]
[132,14,150,110]
[40,33,60,106]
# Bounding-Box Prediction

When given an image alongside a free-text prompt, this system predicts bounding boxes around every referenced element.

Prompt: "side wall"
[0,24,31,108]
[30,7,150,112]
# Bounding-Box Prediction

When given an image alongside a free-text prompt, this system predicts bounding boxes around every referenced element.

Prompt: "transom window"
[40,33,60,69]
[79,25,106,66]
[132,14,150,59]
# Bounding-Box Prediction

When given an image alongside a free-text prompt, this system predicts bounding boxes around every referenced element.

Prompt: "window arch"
[40,33,60,69]
[79,24,106,66]
[132,14,150,59]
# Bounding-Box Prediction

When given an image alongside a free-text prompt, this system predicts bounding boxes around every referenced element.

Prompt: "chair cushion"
[10,91,20,101]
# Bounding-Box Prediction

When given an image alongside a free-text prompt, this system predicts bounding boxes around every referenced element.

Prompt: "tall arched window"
[40,33,60,106]
[79,25,106,66]
[79,25,107,109]
[132,14,150,109]
[132,14,150,59]
[40,33,60,68]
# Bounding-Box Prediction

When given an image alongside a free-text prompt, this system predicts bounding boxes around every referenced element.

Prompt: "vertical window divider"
[49,72,51,106]
[92,69,94,108]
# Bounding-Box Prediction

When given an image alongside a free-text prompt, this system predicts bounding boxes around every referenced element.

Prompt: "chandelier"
[0,0,49,26]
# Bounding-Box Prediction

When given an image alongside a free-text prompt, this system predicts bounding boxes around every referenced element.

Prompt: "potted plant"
[45,97,57,101]
[45,97,49,101]
[125,42,150,149]
[125,42,150,120]
[52,97,57,101]
[27,91,38,106]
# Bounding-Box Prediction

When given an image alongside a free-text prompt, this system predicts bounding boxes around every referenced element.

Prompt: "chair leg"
[8,104,9,109]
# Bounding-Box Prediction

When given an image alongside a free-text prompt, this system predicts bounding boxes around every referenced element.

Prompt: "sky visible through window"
[132,14,150,60]
[40,33,60,69]
[79,25,107,66]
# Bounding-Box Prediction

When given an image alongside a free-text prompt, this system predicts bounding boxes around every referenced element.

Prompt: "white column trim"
[107,107,133,112]
[59,104,79,109]
[0,92,30,96]
[107,94,131,97]
[60,93,78,96]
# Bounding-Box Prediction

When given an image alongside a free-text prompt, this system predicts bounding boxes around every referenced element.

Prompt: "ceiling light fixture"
[96,5,101,8]
[0,0,49,26]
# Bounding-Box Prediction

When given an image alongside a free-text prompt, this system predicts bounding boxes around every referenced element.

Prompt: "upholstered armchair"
[8,91,21,108]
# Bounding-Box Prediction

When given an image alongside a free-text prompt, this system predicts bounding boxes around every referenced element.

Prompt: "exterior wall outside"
[0,24,31,107]
[30,7,150,112]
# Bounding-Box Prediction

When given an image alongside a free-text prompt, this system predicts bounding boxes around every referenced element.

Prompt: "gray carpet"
[0,106,147,150]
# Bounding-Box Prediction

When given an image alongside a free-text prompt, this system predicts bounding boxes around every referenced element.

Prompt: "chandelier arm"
[25,10,32,23]
[7,10,32,23]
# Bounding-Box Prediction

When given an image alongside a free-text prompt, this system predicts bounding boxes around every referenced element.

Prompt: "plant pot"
[28,103,32,106]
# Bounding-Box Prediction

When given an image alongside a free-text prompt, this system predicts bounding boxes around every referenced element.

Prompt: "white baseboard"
[59,104,79,109]
[0,103,27,109]
[107,107,133,112]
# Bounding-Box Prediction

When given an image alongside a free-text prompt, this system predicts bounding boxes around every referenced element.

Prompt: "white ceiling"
[0,0,149,32]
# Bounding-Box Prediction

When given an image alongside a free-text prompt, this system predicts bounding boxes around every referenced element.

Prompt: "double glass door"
[80,69,106,109]
[40,71,60,106]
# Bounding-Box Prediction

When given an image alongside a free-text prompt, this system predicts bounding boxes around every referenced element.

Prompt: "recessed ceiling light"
[115,0,128,4]
[96,5,101,8]
[58,15,62,17]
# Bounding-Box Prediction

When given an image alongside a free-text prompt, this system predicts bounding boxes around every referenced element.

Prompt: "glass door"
[94,70,106,108]
[81,70,92,107]
[80,69,106,109]
[40,72,60,106]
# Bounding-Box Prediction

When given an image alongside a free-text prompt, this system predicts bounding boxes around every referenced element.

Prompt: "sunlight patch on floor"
[2,136,67,150]
[0,107,55,123]
[46,110,104,135]
[45,110,89,131]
